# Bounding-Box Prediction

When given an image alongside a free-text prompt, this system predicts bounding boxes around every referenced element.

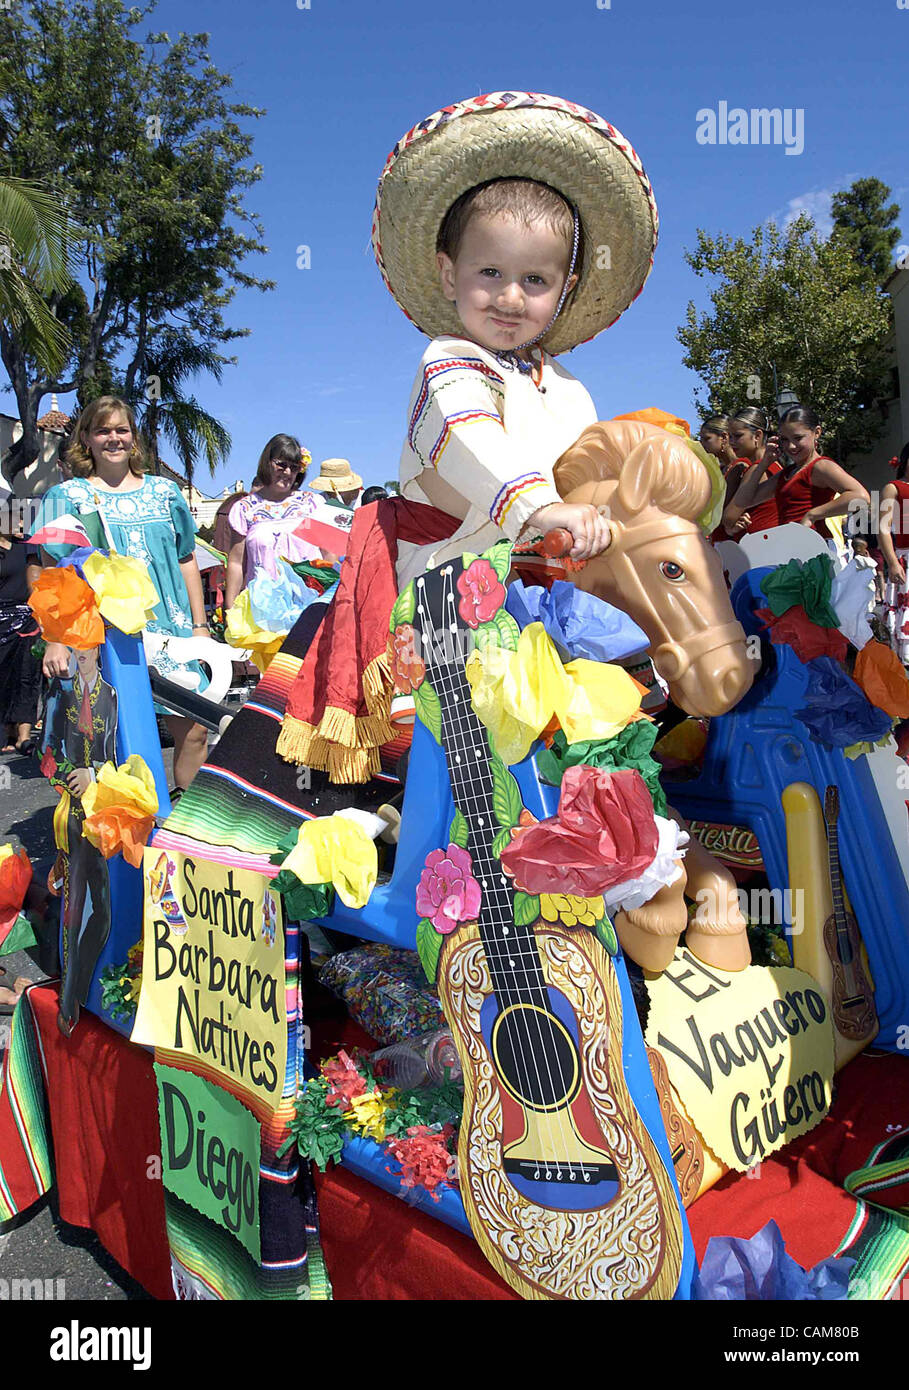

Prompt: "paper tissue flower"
[29,566,104,649]
[500,765,659,897]
[82,552,159,634]
[224,589,285,673]
[456,558,506,628]
[279,812,377,908]
[0,844,33,939]
[416,844,482,935]
[81,755,159,866]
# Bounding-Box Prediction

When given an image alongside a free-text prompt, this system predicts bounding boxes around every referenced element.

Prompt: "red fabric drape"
[3,985,908,1299]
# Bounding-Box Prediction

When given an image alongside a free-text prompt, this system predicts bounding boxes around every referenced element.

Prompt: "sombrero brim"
[372,93,659,356]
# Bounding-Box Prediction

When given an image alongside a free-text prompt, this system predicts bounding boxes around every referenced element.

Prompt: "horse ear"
[616,440,661,515]
[554,421,644,496]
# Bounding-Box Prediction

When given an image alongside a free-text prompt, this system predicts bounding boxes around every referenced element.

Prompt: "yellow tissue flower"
[345,1089,389,1142]
[540,893,605,928]
[466,622,644,765]
[82,552,159,634]
[224,590,284,673]
[281,813,377,909]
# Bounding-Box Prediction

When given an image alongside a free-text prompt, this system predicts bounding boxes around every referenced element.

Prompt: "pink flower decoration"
[456,559,506,628]
[416,843,481,934]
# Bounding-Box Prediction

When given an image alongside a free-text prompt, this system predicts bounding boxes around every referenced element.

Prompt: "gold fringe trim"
[318,704,357,747]
[277,651,395,782]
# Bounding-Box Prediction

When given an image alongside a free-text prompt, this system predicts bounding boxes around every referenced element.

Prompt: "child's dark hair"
[731,406,770,436]
[894,441,909,482]
[360,485,389,506]
[779,406,820,432]
[436,178,580,270]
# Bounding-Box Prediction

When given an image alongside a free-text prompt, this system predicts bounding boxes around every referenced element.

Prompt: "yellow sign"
[645,948,834,1171]
[132,847,286,1120]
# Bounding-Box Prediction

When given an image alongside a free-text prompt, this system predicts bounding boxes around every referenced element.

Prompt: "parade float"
[1,417,907,1301]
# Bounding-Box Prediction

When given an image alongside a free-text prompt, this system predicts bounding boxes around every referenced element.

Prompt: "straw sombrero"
[310,458,363,494]
[372,92,659,356]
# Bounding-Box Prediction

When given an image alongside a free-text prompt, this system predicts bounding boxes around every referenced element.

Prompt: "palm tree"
[0,177,80,376]
[128,328,232,491]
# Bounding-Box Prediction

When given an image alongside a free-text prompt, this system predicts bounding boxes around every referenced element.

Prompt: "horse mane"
[553,421,711,521]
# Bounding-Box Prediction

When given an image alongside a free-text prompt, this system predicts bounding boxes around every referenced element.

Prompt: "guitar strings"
[422,569,581,1180]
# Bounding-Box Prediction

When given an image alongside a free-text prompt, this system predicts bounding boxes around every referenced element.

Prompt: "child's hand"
[43,642,71,678]
[66,768,93,797]
[527,502,613,560]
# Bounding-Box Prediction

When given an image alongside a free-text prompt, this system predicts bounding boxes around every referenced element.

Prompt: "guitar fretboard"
[415,569,549,1010]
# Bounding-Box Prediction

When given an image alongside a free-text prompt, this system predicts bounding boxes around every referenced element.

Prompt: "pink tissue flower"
[416,843,481,935]
[456,559,506,629]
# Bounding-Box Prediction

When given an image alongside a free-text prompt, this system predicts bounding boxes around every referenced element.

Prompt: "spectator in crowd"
[0,519,42,755]
[224,434,324,609]
[308,458,364,510]
[33,396,210,795]
[360,485,390,506]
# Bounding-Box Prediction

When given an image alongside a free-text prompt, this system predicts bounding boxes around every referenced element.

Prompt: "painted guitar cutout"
[409,555,684,1300]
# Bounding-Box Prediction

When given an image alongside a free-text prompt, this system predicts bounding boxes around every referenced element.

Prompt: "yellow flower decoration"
[281,812,377,909]
[345,1088,389,1142]
[540,893,605,929]
[224,589,284,673]
[82,552,159,634]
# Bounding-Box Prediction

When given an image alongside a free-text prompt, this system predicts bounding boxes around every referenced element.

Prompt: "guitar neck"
[824,818,849,934]
[431,654,549,1008]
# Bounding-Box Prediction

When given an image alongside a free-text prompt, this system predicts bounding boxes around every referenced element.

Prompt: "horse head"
[554,420,754,717]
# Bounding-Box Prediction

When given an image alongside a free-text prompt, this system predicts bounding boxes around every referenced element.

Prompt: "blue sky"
[39,0,909,494]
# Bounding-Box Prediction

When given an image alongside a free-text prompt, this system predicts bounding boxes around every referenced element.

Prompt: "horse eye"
[660,561,685,582]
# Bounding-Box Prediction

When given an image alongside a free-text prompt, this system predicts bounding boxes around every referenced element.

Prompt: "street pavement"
[0,739,175,1301]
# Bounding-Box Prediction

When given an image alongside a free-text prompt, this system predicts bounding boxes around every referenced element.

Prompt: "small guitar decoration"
[822,785,877,1041]
[402,546,683,1301]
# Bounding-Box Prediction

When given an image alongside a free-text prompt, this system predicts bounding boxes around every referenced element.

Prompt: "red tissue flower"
[322,1049,368,1109]
[0,847,33,933]
[499,765,659,898]
[416,844,482,934]
[456,558,506,629]
[385,1124,456,1198]
[40,747,58,780]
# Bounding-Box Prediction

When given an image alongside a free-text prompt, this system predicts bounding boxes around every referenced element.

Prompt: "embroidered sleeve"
[408,352,560,540]
[167,482,198,561]
[227,495,251,539]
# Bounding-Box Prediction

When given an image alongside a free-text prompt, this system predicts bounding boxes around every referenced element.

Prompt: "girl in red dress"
[727,405,869,548]
[878,442,909,662]
[721,406,784,538]
[699,414,749,543]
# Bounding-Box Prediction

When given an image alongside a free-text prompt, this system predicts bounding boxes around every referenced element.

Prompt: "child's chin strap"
[492,205,581,376]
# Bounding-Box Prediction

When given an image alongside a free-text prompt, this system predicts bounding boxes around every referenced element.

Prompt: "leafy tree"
[830,178,902,287]
[678,215,894,460]
[127,328,232,488]
[0,0,272,485]
[0,177,82,376]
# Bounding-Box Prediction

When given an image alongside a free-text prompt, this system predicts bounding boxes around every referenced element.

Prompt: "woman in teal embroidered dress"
[34,396,210,792]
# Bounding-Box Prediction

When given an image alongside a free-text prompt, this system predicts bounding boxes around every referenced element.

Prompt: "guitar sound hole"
[492,1005,581,1111]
